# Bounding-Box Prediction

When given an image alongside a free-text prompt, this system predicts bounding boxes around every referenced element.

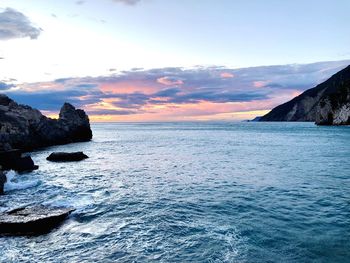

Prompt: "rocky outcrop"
[0,94,92,151]
[0,168,6,195]
[0,150,38,172]
[315,79,350,125]
[260,65,350,125]
[47,152,89,162]
[0,206,74,235]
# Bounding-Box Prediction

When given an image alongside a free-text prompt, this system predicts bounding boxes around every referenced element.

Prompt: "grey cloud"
[166,91,268,104]
[0,82,14,90]
[110,93,149,109]
[0,8,41,40]
[112,0,142,5]
[6,87,104,110]
[154,88,181,97]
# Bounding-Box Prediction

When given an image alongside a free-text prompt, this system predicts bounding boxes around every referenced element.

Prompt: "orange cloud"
[220,72,235,78]
[84,99,277,122]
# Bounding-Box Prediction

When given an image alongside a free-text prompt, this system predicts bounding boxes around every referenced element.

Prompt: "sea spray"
[42,194,96,214]
[4,170,40,192]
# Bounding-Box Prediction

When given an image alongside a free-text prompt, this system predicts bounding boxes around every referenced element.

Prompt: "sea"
[0,122,349,263]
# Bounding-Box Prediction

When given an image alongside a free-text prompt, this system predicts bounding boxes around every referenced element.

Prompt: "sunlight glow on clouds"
[253,81,269,88]
[3,60,349,121]
[157,76,184,86]
[220,72,235,79]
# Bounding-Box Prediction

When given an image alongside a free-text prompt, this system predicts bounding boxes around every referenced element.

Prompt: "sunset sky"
[0,0,349,121]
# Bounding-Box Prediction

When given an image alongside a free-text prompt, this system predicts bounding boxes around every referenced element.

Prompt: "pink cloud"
[220,72,235,78]
[100,81,158,94]
[253,80,268,88]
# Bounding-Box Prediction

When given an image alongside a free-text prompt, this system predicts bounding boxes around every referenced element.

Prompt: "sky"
[0,0,349,121]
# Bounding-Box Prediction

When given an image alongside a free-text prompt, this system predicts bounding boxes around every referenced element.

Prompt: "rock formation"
[47,152,89,162]
[315,79,350,125]
[259,65,350,125]
[0,150,38,172]
[0,168,6,195]
[0,94,92,152]
[0,206,74,234]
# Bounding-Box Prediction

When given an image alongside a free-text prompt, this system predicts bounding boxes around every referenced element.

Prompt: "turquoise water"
[0,122,349,262]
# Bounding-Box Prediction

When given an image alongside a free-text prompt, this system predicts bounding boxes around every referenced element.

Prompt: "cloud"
[0,82,14,90]
[157,76,184,86]
[0,8,41,40]
[154,88,181,97]
[163,91,267,104]
[6,87,103,110]
[86,109,136,115]
[110,93,149,109]
[253,81,268,88]
[112,0,142,5]
[3,60,350,120]
[220,72,234,78]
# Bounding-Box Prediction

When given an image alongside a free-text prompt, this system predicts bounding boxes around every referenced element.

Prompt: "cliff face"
[260,65,350,125]
[315,78,350,125]
[0,94,92,151]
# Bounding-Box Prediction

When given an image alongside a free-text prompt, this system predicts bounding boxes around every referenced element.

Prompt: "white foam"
[4,170,40,192]
[42,195,94,212]
[42,199,75,208]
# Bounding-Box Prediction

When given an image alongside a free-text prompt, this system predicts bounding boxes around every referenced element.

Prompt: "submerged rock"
[0,206,74,235]
[47,152,89,162]
[0,149,38,172]
[0,94,92,152]
[0,169,6,195]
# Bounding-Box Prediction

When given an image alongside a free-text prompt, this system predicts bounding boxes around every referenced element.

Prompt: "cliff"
[260,65,350,125]
[0,94,92,151]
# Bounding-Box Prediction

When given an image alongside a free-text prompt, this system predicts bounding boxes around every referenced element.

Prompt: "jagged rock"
[0,94,92,151]
[260,65,350,125]
[315,79,350,125]
[14,156,39,172]
[0,168,6,195]
[47,152,89,162]
[0,149,38,172]
[59,103,92,142]
[0,206,74,235]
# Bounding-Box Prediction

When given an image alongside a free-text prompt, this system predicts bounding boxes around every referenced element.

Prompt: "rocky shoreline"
[0,94,92,192]
[0,94,92,234]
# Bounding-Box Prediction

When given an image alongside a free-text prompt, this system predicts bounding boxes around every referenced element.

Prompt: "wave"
[4,170,40,192]
[42,195,94,214]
